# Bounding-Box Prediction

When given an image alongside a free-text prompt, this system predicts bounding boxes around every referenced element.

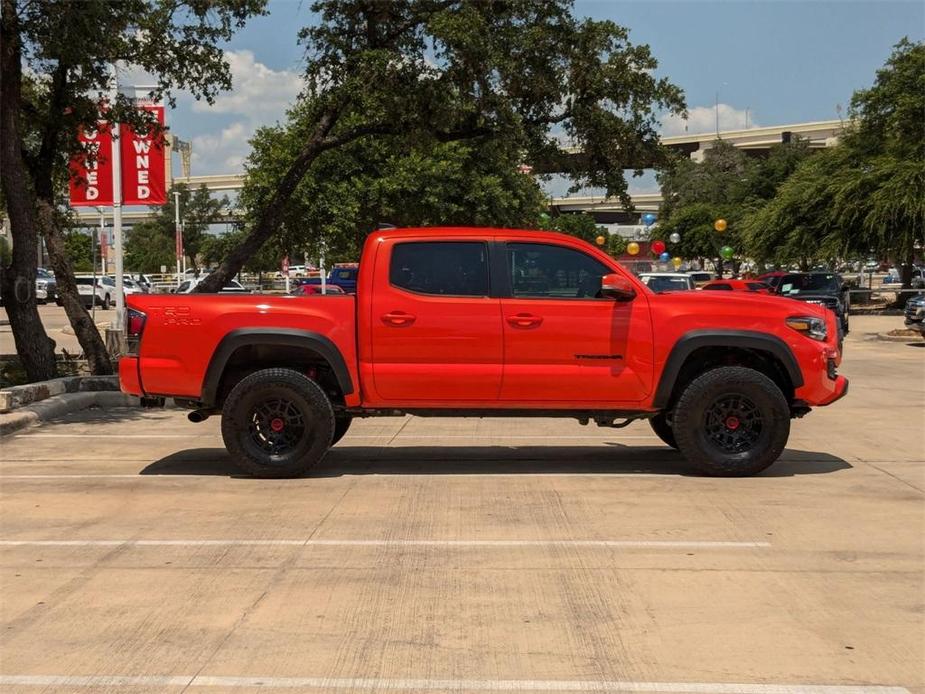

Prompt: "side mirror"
[600,273,636,301]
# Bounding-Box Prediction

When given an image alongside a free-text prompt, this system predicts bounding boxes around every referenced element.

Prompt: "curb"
[876,332,924,343]
[0,375,120,412]
[0,391,140,437]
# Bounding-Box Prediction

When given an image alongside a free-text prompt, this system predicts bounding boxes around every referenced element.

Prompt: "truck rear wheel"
[648,413,677,449]
[672,366,790,477]
[220,368,334,478]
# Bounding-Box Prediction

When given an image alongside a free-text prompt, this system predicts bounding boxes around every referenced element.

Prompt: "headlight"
[786,316,827,341]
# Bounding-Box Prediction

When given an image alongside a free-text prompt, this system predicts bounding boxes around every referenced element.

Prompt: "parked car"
[701,279,774,294]
[175,278,250,294]
[36,268,57,304]
[327,265,359,293]
[638,272,695,292]
[904,294,925,339]
[74,276,112,309]
[687,271,714,288]
[122,227,847,479]
[122,277,147,295]
[291,280,345,295]
[773,272,849,335]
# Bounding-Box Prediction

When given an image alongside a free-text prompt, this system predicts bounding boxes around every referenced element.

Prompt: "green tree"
[743,39,924,285]
[0,0,264,381]
[197,0,685,291]
[239,118,547,264]
[62,230,94,272]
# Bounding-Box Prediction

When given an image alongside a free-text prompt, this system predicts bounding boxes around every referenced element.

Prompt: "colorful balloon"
[714,218,728,232]
[627,241,640,256]
[642,213,657,226]
[720,245,734,260]
[659,252,670,262]
[672,256,683,269]
[669,232,681,244]
[651,240,666,255]
[595,235,606,246]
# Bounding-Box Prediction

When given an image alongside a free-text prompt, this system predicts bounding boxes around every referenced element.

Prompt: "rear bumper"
[119,357,143,396]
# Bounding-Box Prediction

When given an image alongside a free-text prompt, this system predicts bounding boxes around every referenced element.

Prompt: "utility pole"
[110,65,125,336]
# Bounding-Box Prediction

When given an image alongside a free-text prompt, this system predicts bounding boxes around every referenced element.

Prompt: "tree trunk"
[0,0,57,382]
[195,107,340,293]
[37,203,113,375]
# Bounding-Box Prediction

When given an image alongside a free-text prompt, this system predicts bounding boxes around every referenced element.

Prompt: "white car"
[121,277,147,295]
[74,276,112,309]
[638,273,696,292]
[175,278,249,294]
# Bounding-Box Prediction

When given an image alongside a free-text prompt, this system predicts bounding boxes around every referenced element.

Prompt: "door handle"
[382,311,416,327]
[506,313,543,328]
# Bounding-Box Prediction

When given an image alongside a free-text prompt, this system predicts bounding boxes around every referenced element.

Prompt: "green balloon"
[720,246,735,260]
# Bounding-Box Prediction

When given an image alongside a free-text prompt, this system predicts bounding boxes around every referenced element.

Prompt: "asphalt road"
[0,322,922,692]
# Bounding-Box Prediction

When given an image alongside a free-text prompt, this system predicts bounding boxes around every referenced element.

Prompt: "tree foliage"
[742,39,924,284]
[197,0,685,291]
[1,0,264,381]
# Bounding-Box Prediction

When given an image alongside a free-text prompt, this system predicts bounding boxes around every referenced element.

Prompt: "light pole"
[174,190,182,286]
[110,65,125,335]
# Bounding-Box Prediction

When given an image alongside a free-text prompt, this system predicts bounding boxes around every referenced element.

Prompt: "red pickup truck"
[121,228,847,478]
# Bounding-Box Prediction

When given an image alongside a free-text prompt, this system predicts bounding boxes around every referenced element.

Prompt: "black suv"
[774,272,849,335]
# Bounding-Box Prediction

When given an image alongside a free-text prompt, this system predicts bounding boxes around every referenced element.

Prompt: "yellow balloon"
[672,256,682,269]
[714,218,728,232]
[627,241,640,256]
[595,235,606,246]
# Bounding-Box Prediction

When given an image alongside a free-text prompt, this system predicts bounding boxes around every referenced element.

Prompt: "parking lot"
[0,318,922,693]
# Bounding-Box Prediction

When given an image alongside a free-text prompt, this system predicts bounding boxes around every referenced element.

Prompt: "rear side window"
[390,242,490,297]
[746,282,768,291]
[703,283,732,291]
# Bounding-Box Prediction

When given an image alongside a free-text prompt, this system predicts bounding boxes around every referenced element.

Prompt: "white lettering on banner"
[137,171,149,184]
[132,140,151,154]
[86,188,99,200]
[135,155,149,169]
[86,172,97,185]
[137,186,150,199]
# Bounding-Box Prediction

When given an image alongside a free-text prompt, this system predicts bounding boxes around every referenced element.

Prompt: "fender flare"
[652,330,803,409]
[201,328,354,406]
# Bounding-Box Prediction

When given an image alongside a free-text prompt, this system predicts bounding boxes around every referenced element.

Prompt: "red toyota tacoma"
[120,228,848,478]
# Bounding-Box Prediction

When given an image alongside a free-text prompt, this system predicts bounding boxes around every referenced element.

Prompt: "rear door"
[498,241,654,405]
[370,239,503,402]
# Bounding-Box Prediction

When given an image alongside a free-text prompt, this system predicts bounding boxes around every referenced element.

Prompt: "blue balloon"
[659,251,670,262]
[642,213,657,226]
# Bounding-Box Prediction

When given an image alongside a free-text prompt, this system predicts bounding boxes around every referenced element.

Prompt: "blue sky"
[164,0,924,184]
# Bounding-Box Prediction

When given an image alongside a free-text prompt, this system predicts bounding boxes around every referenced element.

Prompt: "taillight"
[126,308,146,355]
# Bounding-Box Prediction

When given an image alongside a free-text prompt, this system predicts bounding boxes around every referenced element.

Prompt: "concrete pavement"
[0,319,922,692]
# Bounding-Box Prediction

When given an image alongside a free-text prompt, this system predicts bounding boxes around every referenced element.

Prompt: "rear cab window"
[390,241,490,297]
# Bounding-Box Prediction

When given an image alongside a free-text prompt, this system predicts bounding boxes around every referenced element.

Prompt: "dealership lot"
[0,323,922,692]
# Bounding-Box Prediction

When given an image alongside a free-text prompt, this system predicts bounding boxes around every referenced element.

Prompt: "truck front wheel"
[672,366,790,477]
[221,368,334,478]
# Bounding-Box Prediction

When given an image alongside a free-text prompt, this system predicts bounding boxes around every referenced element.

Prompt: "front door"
[370,239,503,402]
[499,241,653,405]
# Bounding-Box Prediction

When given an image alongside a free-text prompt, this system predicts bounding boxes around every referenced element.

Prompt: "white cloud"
[661,104,757,137]
[191,50,303,118]
[179,50,303,175]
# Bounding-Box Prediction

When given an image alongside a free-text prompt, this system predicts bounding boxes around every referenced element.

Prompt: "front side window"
[390,242,490,297]
[507,243,611,299]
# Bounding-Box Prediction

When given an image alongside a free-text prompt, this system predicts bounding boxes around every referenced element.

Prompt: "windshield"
[778,274,839,295]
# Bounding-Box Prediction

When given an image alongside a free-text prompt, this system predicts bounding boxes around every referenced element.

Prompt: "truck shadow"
[140,445,851,478]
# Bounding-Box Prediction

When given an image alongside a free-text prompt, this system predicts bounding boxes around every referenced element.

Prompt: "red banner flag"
[68,123,114,206]
[120,102,167,206]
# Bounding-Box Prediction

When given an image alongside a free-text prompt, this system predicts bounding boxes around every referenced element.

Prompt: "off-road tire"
[221,368,334,478]
[673,366,790,477]
[649,413,677,449]
[331,415,352,446]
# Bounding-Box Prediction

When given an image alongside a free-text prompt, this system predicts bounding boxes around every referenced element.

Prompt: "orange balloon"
[627,242,640,256]
[595,235,606,246]
[714,218,728,232]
